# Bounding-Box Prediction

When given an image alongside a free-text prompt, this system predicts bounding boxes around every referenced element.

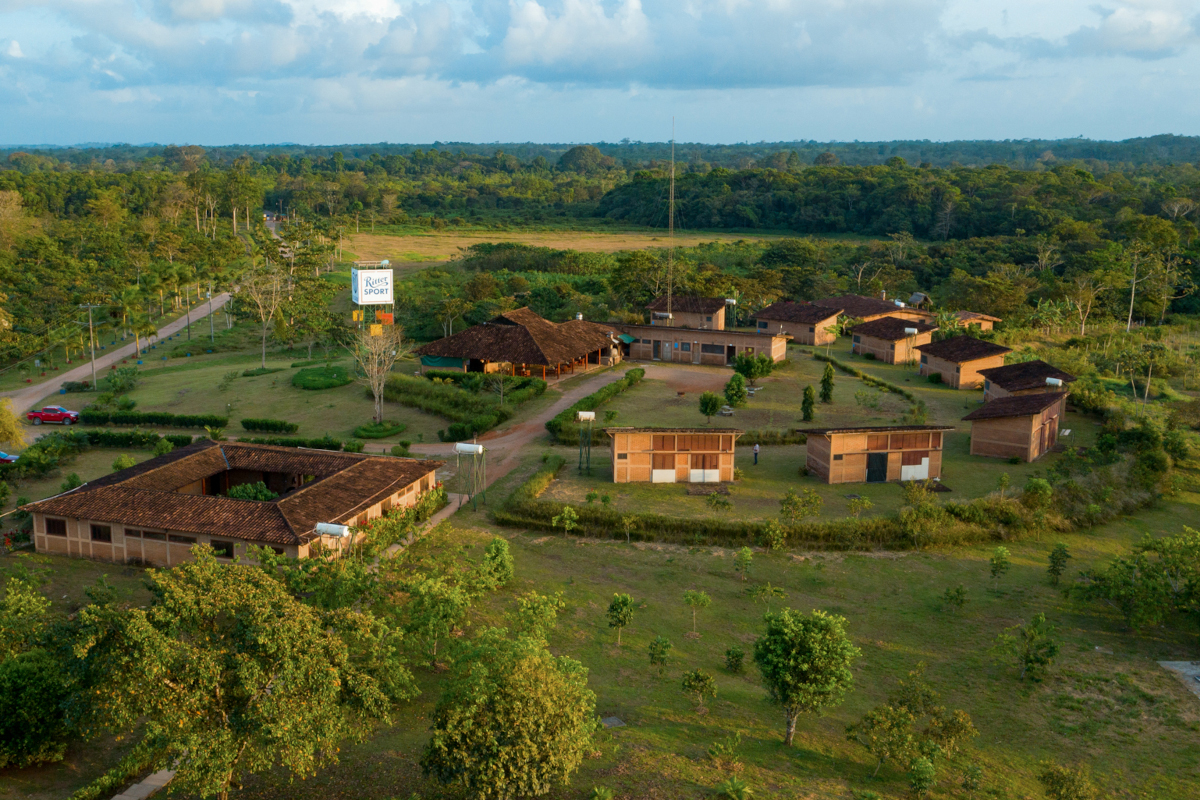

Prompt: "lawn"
[154,474,1200,800]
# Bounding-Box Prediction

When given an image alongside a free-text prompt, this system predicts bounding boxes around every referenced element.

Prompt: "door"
[726,344,737,365]
[692,342,701,364]
[652,340,661,360]
[866,452,888,483]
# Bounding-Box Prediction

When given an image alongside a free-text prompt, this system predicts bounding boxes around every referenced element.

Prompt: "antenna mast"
[667,118,675,327]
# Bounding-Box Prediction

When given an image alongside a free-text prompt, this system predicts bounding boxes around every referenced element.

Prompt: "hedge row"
[238,435,347,451]
[79,410,229,429]
[0,430,192,481]
[383,374,546,441]
[545,368,645,445]
[812,352,919,403]
[353,421,408,439]
[493,445,1168,551]
[240,418,300,433]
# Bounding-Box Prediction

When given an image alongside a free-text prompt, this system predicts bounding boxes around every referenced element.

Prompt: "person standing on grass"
[754,443,760,465]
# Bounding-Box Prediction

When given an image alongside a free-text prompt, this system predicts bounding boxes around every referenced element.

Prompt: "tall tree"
[239,266,287,369]
[354,324,410,424]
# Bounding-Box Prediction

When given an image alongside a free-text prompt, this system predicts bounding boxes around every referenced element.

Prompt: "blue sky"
[1,0,1199,145]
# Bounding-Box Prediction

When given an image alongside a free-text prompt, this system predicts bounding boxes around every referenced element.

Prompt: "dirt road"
[1,293,232,420]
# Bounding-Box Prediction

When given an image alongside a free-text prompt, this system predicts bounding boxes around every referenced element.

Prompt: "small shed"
[646,296,727,330]
[798,425,953,484]
[606,428,741,484]
[962,393,1068,462]
[977,360,1076,402]
[955,311,1002,331]
[850,316,936,364]
[754,301,842,345]
[916,336,1011,389]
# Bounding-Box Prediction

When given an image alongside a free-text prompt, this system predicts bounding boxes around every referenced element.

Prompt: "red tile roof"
[25,442,444,546]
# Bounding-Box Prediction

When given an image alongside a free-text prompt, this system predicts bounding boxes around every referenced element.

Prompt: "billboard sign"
[351,268,394,305]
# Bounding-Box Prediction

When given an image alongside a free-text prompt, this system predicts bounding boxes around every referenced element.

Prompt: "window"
[867,434,889,451]
[720,435,733,451]
[706,316,713,322]
[852,335,861,343]
[901,450,928,466]
[652,434,675,451]
[169,535,196,545]
[45,518,67,537]
[210,540,235,559]
[124,529,142,539]
[808,326,815,333]
[931,432,942,448]
[920,355,927,364]
[834,454,844,461]
[758,321,767,329]
[271,547,285,555]
[617,453,628,460]
[651,453,674,470]
[680,342,691,352]
[700,343,724,355]
[143,531,166,541]
[90,524,112,543]
[955,366,960,373]
[690,453,718,469]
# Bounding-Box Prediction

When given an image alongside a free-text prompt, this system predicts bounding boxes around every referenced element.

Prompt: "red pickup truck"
[27,406,79,426]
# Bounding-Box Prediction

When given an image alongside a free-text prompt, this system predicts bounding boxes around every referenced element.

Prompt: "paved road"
[2,293,233,421]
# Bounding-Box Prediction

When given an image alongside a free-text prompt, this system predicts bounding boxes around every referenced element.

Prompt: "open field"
[345,230,787,269]
[13,464,1193,800]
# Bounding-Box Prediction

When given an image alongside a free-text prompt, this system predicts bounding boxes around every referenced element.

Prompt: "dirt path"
[369,367,631,492]
[1,294,233,420]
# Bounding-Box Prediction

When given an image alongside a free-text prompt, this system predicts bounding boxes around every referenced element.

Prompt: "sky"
[1,0,1199,146]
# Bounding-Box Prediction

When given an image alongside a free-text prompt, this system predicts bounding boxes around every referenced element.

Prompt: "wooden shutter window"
[868,434,888,451]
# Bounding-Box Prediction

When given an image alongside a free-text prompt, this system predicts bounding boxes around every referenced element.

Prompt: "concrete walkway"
[2,293,232,416]
[110,768,174,800]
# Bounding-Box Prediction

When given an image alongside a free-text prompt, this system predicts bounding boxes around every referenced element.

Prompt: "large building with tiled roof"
[645,296,728,330]
[25,441,444,566]
[415,308,621,379]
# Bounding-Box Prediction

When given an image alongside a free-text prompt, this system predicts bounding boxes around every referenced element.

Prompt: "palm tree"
[113,286,141,338]
[132,313,156,355]
[933,310,960,341]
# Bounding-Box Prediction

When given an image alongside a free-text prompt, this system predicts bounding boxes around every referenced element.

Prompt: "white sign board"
[351,268,394,305]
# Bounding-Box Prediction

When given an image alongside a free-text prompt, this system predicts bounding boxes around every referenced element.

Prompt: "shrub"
[353,421,408,439]
[0,650,72,769]
[384,374,544,440]
[342,439,365,453]
[863,352,876,360]
[725,645,745,673]
[241,367,284,377]
[153,438,175,457]
[927,373,943,384]
[292,365,352,390]
[60,381,92,393]
[240,418,300,434]
[226,481,278,501]
[112,454,137,473]
[482,537,514,586]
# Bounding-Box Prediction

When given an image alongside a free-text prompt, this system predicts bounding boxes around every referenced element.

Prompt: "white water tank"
[1046,377,1063,387]
[725,298,737,305]
[577,411,596,422]
[894,300,907,308]
[315,523,350,538]
[454,442,485,455]
[576,313,584,320]
[904,327,919,336]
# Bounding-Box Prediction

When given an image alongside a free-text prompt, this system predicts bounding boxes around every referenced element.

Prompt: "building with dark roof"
[812,294,933,324]
[25,441,445,566]
[606,428,742,483]
[645,296,728,330]
[797,425,955,484]
[962,392,1068,462]
[415,307,620,379]
[978,360,1076,402]
[850,316,936,364]
[915,336,1012,390]
[615,324,789,365]
[955,311,1002,331]
[754,301,842,345]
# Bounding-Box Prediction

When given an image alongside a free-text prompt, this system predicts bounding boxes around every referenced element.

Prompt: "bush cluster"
[354,484,448,556]
[353,421,408,439]
[241,367,284,377]
[0,430,192,481]
[292,365,353,390]
[79,410,228,429]
[240,418,300,434]
[545,368,645,445]
[382,373,546,441]
[59,381,92,393]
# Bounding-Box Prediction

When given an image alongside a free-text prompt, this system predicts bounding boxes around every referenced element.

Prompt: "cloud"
[1,0,1200,144]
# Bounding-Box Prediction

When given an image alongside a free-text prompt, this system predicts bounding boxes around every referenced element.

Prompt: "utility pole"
[667,118,675,328]
[185,284,192,340]
[208,281,214,342]
[79,304,103,388]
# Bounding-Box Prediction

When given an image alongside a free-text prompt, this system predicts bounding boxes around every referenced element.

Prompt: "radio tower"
[667,118,675,327]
